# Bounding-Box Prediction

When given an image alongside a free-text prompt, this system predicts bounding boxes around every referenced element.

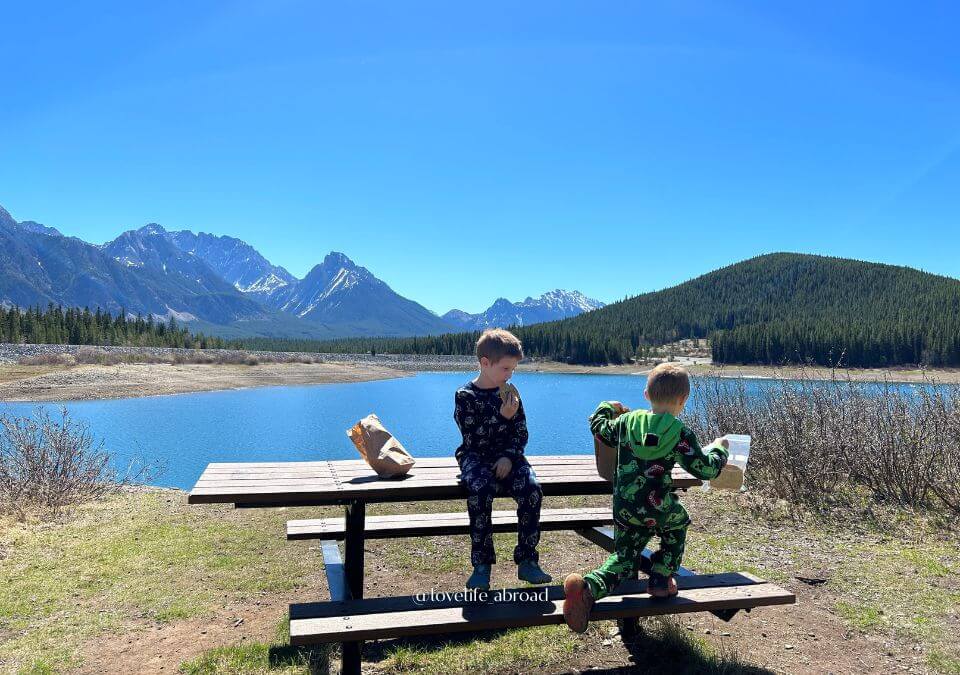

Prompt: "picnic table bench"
[189,454,795,674]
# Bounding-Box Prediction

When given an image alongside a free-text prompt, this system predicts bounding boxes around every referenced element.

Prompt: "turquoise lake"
[0,372,936,490]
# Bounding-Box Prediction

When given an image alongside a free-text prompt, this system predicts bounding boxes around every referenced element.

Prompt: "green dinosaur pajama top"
[584,402,729,599]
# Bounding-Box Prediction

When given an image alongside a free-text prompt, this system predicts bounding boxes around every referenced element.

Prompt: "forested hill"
[527,252,960,366]
[237,253,960,367]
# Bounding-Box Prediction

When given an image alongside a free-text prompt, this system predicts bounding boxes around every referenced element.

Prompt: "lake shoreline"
[3,348,960,403]
[0,361,411,402]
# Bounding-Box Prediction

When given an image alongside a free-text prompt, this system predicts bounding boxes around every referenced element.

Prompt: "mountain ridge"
[442,290,604,330]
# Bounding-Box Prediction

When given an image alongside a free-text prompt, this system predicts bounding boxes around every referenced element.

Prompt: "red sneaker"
[648,573,678,598]
[563,573,595,633]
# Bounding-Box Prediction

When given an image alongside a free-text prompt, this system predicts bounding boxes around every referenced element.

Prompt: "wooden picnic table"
[188,454,701,673]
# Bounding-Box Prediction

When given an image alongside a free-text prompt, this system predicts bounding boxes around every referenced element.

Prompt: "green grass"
[0,491,317,673]
[179,621,327,675]
[4,487,960,674]
[829,541,960,642]
[372,624,579,674]
[929,650,960,674]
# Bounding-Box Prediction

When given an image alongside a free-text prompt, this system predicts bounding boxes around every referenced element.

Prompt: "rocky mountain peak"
[137,223,167,236]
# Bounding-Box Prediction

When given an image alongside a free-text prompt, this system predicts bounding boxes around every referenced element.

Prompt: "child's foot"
[648,573,678,599]
[562,573,595,633]
[466,564,491,591]
[517,560,553,584]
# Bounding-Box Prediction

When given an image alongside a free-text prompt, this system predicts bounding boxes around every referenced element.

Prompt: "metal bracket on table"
[574,526,743,622]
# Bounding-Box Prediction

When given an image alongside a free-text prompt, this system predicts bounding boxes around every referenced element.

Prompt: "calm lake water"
[0,372,937,490]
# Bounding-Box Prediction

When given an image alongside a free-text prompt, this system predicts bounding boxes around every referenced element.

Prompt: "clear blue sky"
[2,2,958,314]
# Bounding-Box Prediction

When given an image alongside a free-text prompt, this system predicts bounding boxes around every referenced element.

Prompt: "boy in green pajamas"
[562,363,730,633]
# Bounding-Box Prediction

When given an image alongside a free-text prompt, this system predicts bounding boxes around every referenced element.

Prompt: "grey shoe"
[466,564,492,591]
[518,559,553,584]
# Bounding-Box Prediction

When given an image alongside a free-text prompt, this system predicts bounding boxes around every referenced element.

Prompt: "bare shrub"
[0,408,149,521]
[688,369,960,516]
[17,353,76,366]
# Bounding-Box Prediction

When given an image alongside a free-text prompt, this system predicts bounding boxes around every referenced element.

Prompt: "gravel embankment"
[0,343,479,371]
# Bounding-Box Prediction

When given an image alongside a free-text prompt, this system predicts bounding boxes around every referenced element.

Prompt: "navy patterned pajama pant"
[459,454,543,566]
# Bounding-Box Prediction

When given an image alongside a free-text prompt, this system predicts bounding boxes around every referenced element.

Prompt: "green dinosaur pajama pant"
[583,518,688,600]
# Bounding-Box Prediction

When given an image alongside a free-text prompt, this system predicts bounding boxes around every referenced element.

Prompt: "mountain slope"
[0,204,454,337]
[0,212,271,325]
[262,252,454,336]
[516,253,960,365]
[168,230,295,295]
[443,290,604,330]
[100,224,271,324]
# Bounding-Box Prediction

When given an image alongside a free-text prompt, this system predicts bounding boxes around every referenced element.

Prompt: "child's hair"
[476,328,524,363]
[646,362,690,405]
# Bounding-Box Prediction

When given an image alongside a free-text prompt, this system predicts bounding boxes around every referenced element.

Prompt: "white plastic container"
[701,434,751,492]
[724,434,751,472]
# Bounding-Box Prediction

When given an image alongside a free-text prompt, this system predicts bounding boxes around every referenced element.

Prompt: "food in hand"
[499,382,519,404]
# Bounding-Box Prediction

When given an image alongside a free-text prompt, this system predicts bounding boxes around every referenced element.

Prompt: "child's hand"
[609,401,630,415]
[500,391,520,420]
[712,437,730,450]
[494,457,512,480]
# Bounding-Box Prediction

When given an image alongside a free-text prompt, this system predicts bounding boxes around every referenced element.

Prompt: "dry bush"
[17,353,77,366]
[16,347,325,368]
[688,369,960,516]
[0,408,150,521]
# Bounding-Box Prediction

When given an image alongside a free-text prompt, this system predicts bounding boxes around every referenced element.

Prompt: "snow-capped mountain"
[0,202,599,339]
[443,290,605,330]
[99,224,271,323]
[168,230,296,295]
[0,211,266,325]
[261,252,453,336]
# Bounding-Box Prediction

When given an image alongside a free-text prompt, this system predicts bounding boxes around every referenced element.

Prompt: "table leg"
[341,500,365,675]
[618,567,640,642]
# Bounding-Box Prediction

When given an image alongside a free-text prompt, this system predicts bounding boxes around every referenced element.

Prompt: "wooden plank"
[197,471,692,489]
[189,480,694,506]
[287,507,614,540]
[289,582,796,644]
[188,455,700,507]
[201,456,604,473]
[194,472,615,489]
[190,482,697,506]
[290,571,766,621]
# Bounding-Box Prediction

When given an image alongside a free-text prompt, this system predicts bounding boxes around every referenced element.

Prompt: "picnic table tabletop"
[188,454,701,506]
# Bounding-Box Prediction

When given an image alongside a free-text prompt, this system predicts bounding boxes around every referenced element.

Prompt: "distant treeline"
[711,320,960,368]
[0,304,226,349]
[230,330,661,366]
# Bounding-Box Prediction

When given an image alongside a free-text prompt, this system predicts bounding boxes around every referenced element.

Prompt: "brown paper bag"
[594,435,617,482]
[346,414,415,478]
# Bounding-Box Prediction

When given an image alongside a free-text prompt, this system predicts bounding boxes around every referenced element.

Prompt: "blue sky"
[2,2,958,314]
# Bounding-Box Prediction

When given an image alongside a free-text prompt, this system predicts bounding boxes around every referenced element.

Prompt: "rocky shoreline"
[0,343,479,371]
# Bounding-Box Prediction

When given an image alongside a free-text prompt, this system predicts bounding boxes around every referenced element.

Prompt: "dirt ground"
[0,362,409,402]
[66,492,952,675]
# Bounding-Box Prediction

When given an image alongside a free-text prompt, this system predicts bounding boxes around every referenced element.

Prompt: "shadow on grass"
[605,618,775,675]
[355,617,773,675]
[266,643,330,672]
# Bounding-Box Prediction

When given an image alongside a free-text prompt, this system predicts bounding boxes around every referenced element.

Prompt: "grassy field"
[0,489,957,674]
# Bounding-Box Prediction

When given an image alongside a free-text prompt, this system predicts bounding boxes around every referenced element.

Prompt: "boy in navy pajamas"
[454,328,552,590]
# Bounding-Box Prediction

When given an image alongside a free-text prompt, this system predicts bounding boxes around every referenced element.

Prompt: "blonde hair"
[646,362,690,405]
[476,328,524,363]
